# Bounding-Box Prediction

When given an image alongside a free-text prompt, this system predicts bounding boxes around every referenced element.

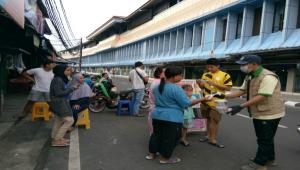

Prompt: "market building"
[0,0,60,119]
[63,0,300,93]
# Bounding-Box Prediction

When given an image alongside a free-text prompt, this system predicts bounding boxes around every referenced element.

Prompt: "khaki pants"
[201,105,222,142]
[51,116,74,140]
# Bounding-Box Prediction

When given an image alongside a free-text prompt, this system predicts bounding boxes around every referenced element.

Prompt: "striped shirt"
[201,70,232,107]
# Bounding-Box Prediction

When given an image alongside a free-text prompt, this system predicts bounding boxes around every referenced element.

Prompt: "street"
[41,79,300,170]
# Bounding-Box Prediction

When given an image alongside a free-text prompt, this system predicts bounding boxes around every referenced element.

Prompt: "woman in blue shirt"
[146,67,211,164]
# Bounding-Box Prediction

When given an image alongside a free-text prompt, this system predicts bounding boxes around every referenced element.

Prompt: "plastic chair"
[32,102,50,121]
[116,100,133,116]
[76,109,91,129]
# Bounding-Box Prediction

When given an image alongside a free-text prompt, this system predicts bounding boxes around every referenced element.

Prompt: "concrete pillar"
[260,0,275,43]
[286,68,296,92]
[283,0,299,41]
[241,6,255,46]
[225,12,238,48]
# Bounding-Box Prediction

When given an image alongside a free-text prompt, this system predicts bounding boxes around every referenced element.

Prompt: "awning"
[0,0,25,28]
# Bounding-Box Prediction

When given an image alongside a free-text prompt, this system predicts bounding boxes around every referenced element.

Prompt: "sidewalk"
[0,93,52,170]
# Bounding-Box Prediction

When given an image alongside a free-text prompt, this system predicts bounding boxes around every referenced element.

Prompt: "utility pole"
[79,38,83,72]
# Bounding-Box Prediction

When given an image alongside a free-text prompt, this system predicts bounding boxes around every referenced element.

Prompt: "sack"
[135,69,148,85]
[188,118,207,132]
[194,118,207,132]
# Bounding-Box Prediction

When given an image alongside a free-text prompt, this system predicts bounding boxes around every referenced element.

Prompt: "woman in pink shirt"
[148,67,164,135]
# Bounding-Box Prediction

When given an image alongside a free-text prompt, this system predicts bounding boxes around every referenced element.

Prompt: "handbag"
[135,69,148,85]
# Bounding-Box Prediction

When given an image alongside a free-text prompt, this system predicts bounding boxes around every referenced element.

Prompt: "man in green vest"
[226,55,285,170]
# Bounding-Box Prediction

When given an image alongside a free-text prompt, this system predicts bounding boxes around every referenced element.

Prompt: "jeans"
[253,118,281,166]
[132,89,145,115]
[149,119,182,158]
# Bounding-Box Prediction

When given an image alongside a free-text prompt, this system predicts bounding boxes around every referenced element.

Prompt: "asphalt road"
[41,79,300,170]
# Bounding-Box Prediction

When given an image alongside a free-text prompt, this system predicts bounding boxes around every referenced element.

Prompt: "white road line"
[236,113,288,129]
[68,128,81,170]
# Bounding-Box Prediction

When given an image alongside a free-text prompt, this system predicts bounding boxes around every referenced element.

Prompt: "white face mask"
[240,65,251,73]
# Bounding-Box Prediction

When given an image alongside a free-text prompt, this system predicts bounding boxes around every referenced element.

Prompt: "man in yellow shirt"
[197,58,232,148]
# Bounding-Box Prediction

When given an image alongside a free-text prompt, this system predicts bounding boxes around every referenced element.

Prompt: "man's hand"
[227,105,244,115]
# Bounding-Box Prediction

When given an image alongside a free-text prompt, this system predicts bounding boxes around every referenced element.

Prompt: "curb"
[285,101,300,108]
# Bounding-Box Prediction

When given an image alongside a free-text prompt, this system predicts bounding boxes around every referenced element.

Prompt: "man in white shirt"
[129,61,149,117]
[21,59,55,117]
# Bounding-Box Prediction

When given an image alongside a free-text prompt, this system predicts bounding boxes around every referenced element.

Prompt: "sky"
[62,0,148,41]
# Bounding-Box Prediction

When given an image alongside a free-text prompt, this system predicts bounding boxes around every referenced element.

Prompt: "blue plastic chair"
[116,100,134,116]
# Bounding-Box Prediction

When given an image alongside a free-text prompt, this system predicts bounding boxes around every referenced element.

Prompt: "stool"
[116,100,133,116]
[32,102,50,121]
[76,109,91,129]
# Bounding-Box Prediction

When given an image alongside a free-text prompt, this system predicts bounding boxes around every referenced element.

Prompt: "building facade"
[64,0,300,93]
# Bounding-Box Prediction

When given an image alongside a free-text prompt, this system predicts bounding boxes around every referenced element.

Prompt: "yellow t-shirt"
[201,71,232,107]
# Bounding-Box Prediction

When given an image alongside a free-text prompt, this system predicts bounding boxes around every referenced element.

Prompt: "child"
[180,84,196,147]
[148,67,164,135]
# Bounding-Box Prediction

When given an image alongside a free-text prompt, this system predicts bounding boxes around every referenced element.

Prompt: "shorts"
[28,90,50,102]
[200,104,222,122]
[183,119,194,129]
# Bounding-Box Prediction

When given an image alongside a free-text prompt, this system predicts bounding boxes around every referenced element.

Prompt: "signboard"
[0,0,25,28]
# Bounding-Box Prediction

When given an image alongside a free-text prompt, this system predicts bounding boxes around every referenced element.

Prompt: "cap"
[236,55,262,65]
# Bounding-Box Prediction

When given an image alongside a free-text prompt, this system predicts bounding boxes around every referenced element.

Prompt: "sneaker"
[297,127,300,134]
[240,162,267,170]
[250,157,277,167]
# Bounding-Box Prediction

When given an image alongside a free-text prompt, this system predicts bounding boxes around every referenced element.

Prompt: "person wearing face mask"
[226,55,285,170]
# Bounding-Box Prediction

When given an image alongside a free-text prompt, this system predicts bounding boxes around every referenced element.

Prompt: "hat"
[236,55,262,65]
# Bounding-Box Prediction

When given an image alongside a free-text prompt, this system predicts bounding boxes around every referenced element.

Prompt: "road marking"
[68,128,81,170]
[236,114,288,129]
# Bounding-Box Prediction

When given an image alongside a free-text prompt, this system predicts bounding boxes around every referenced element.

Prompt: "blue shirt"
[152,83,192,123]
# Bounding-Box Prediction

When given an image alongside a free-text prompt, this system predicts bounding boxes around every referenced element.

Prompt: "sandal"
[180,141,190,147]
[51,139,69,147]
[159,157,181,164]
[199,137,208,142]
[145,154,156,160]
[208,142,225,148]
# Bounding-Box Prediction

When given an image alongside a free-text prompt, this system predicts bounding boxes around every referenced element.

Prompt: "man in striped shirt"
[197,58,232,148]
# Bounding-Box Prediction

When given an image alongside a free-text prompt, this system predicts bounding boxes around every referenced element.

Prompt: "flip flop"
[208,142,225,148]
[159,157,181,164]
[51,142,69,147]
[199,137,208,142]
[180,141,190,147]
[145,154,156,160]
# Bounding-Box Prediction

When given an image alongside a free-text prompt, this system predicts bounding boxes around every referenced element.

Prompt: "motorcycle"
[89,81,150,113]
[89,81,134,113]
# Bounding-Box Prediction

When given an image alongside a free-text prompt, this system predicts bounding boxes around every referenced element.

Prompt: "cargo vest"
[247,68,285,117]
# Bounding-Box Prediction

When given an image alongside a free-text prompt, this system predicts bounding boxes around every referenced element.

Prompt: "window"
[272,1,285,32]
[236,13,243,39]
[222,18,227,41]
[252,7,262,36]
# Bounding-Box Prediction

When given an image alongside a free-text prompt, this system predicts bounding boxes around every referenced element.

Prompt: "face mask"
[240,65,250,73]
